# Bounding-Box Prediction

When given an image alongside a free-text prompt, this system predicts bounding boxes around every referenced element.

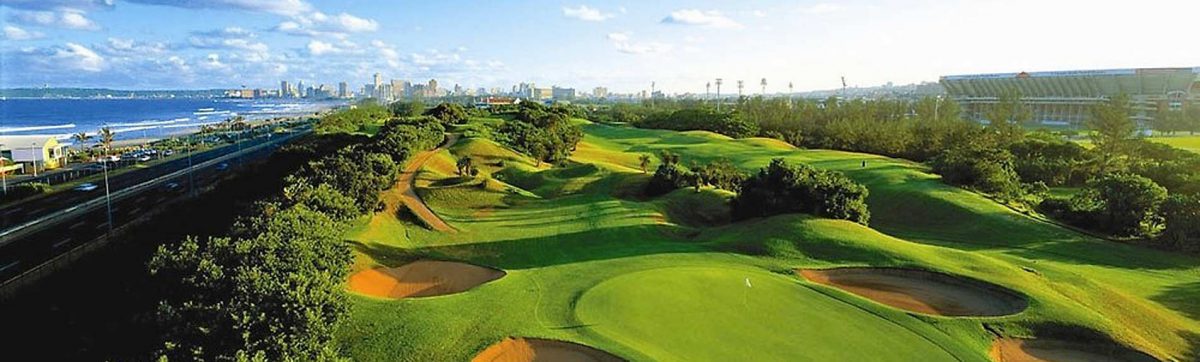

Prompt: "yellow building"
[0,135,70,174]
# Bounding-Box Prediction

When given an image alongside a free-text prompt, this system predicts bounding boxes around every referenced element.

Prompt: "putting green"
[576,266,959,361]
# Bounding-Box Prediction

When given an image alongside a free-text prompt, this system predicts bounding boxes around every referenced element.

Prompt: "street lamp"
[705,82,711,101]
[101,157,113,235]
[29,142,38,177]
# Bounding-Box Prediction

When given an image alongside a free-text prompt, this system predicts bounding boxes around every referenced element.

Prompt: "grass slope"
[341,123,1200,361]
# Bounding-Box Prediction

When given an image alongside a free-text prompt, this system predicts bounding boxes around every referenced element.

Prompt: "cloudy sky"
[1,0,1198,93]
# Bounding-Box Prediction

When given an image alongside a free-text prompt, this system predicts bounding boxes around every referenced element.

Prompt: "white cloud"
[307,40,336,55]
[562,5,613,22]
[2,25,43,40]
[54,43,107,72]
[799,3,842,15]
[188,28,269,53]
[9,9,100,30]
[124,0,312,16]
[0,0,114,11]
[275,11,377,37]
[102,37,169,55]
[661,9,742,29]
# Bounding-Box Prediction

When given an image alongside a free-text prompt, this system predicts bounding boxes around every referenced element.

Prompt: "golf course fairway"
[576,267,960,361]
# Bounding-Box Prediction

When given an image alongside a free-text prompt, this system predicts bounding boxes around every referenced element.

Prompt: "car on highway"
[164,182,183,193]
[73,183,99,192]
[215,162,229,171]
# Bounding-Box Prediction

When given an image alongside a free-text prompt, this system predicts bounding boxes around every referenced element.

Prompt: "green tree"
[456,155,474,176]
[984,89,1031,145]
[731,158,870,224]
[1160,194,1200,252]
[638,154,651,174]
[98,127,116,155]
[1086,94,1136,170]
[1087,173,1167,237]
[425,102,469,124]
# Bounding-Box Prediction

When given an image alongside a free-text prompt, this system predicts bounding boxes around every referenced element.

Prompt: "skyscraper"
[373,73,382,89]
[281,80,290,98]
[338,82,348,98]
[427,79,439,97]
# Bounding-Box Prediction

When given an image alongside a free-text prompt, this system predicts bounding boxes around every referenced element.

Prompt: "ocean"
[0,98,346,141]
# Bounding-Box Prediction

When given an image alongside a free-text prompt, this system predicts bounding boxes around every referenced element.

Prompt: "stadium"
[940,67,1200,127]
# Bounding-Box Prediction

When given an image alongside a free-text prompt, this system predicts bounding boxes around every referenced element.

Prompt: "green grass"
[1148,135,1200,154]
[340,123,1200,361]
[577,266,973,361]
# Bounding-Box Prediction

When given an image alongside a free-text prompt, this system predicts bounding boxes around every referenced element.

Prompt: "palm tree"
[72,132,91,146]
[638,154,651,173]
[98,127,115,155]
[456,156,473,176]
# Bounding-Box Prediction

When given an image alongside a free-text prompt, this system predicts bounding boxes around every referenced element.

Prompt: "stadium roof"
[940,67,1199,98]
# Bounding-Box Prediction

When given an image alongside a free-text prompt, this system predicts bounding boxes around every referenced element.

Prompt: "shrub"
[645,163,693,197]
[731,158,870,224]
[1161,194,1200,252]
[1,182,51,203]
[1088,173,1167,237]
[424,102,469,124]
[930,141,1022,198]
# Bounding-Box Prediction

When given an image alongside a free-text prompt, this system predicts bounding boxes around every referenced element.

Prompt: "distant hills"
[0,88,228,99]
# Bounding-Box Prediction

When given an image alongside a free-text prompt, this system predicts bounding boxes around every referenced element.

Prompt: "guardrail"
[0,129,310,246]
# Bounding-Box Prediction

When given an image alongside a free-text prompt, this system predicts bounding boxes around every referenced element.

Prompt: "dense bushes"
[929,138,1022,198]
[149,107,444,361]
[731,158,870,225]
[1160,194,1200,252]
[1040,173,1167,237]
[314,101,389,134]
[424,102,468,124]
[495,102,583,165]
[636,108,759,138]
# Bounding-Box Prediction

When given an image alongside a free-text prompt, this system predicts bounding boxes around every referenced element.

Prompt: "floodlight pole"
[715,78,723,112]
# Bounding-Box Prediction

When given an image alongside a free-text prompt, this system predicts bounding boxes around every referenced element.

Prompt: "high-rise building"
[427,79,439,97]
[338,82,348,98]
[373,73,382,89]
[552,86,576,100]
[593,87,608,98]
[391,79,405,99]
[280,80,290,98]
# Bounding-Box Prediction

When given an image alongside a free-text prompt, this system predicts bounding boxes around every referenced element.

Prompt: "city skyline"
[2,0,1199,93]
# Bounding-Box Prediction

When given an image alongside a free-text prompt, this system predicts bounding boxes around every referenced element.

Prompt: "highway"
[0,127,310,283]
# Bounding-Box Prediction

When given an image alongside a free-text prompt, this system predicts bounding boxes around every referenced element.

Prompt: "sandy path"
[347,260,504,299]
[989,338,1156,362]
[471,337,624,362]
[799,268,1026,317]
[396,133,459,232]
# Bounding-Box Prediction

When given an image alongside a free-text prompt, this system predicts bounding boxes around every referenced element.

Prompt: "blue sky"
[2,0,1198,93]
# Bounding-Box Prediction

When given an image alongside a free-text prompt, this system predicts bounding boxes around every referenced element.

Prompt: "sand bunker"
[990,338,1157,362]
[798,267,1027,317]
[348,260,504,299]
[471,337,623,362]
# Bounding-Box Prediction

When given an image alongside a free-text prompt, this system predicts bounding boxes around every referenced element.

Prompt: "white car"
[74,183,99,192]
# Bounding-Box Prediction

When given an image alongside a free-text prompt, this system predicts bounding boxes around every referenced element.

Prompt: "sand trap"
[348,260,504,299]
[471,337,623,362]
[990,338,1157,362]
[799,267,1027,317]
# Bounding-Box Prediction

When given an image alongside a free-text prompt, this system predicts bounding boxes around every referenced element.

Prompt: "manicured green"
[340,120,1200,361]
[1149,135,1200,154]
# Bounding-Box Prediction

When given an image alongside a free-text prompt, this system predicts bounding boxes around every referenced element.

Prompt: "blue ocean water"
[0,98,345,141]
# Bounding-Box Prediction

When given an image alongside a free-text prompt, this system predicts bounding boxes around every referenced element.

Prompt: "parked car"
[163,149,175,156]
[74,183,99,192]
[137,154,152,162]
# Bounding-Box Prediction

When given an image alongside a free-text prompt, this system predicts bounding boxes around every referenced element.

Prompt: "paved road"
[1,130,300,233]
[396,134,458,233]
[0,128,309,283]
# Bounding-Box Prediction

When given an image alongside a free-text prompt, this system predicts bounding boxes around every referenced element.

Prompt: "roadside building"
[0,135,70,174]
[941,67,1200,127]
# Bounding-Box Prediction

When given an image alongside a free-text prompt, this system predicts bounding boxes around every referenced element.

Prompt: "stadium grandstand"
[940,67,1200,127]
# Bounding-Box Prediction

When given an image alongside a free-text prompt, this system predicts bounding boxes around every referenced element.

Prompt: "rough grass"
[340,121,1200,361]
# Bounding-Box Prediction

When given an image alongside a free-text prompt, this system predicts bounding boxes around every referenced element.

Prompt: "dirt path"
[396,133,459,232]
